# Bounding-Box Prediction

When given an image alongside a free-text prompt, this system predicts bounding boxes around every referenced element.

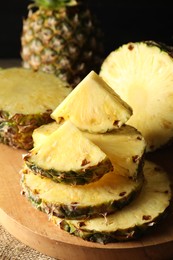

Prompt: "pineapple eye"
[41,28,53,42]
[41,48,57,62]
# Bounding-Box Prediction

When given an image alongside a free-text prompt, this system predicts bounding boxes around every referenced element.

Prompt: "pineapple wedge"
[51,161,172,244]
[100,41,173,151]
[24,121,113,185]
[0,68,71,149]
[21,166,143,219]
[51,71,132,133]
[33,122,146,180]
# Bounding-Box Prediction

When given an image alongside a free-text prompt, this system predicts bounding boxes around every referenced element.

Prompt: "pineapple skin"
[57,210,169,244]
[21,5,104,87]
[0,110,53,150]
[21,169,143,219]
[24,158,113,185]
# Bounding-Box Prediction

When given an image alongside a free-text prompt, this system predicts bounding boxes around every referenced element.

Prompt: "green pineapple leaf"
[33,0,77,9]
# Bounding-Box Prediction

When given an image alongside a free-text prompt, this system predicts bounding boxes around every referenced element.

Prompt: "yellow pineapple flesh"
[24,120,113,185]
[51,71,133,133]
[100,41,173,151]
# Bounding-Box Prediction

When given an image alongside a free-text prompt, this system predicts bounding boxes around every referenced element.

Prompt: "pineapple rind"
[0,110,53,149]
[51,161,171,243]
[21,167,143,219]
[58,210,169,243]
[24,158,112,185]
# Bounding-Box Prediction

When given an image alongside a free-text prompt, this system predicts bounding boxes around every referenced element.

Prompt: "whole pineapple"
[21,0,104,87]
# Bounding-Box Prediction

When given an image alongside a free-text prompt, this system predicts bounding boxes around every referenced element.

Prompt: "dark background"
[0,1,173,59]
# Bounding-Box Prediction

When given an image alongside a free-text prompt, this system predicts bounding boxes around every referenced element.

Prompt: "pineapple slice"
[0,68,71,149]
[21,166,143,219]
[100,41,173,151]
[33,122,146,180]
[51,71,132,133]
[24,121,113,185]
[51,161,172,244]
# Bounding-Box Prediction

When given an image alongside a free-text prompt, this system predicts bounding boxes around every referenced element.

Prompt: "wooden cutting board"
[0,143,173,260]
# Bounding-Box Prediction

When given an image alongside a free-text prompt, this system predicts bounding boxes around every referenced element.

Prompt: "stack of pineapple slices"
[0,68,72,149]
[20,71,171,244]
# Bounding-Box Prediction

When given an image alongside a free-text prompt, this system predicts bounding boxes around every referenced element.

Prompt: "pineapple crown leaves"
[32,0,79,9]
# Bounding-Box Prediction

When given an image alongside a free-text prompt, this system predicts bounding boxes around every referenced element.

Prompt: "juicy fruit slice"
[100,41,173,151]
[21,167,143,219]
[24,121,113,185]
[33,122,146,180]
[51,161,172,244]
[51,71,132,133]
[0,68,71,149]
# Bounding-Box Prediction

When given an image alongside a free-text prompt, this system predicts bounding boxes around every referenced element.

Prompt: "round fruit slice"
[51,71,132,134]
[52,161,171,244]
[100,41,173,151]
[21,166,143,219]
[24,121,113,185]
[0,68,71,149]
[33,122,146,180]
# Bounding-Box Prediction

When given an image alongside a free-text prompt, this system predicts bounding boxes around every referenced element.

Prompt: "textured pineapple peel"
[100,41,173,151]
[24,120,113,185]
[51,71,133,133]
[33,122,146,180]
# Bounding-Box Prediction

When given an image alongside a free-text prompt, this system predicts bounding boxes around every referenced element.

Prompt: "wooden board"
[0,143,173,260]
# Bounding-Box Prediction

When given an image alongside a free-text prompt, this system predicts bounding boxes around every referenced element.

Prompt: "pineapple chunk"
[33,122,146,180]
[0,68,71,149]
[21,166,143,219]
[51,71,132,133]
[100,41,173,151]
[33,122,60,145]
[51,161,172,244]
[24,121,113,185]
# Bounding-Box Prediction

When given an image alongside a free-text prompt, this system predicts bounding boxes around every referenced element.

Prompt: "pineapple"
[21,0,104,87]
[24,121,113,185]
[33,122,146,180]
[21,166,143,219]
[100,41,173,152]
[51,71,133,133]
[51,161,172,244]
[0,68,71,149]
